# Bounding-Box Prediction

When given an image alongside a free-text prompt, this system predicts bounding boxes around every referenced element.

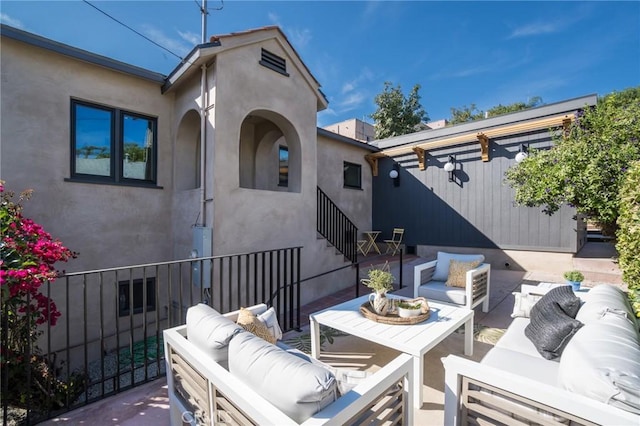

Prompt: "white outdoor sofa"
[442,284,640,425]
[163,303,414,425]
[414,252,491,312]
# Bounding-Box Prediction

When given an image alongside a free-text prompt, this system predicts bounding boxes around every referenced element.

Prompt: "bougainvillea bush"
[1,182,84,410]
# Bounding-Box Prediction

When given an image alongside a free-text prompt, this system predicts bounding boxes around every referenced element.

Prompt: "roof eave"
[0,24,166,83]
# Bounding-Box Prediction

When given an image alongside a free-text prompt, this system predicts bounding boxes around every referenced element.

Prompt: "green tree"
[449,104,484,124]
[504,87,640,236]
[449,97,543,124]
[617,160,640,317]
[370,82,428,139]
[124,143,145,162]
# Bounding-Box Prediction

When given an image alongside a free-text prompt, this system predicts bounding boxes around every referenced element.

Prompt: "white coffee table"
[309,295,474,409]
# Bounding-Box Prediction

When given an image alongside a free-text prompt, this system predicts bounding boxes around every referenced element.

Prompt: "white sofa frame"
[163,304,415,425]
[413,260,491,312]
[442,354,639,425]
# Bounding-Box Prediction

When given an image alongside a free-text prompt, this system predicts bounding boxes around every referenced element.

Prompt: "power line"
[82,0,184,62]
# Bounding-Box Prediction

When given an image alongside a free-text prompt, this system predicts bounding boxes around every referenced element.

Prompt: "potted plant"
[563,270,584,292]
[361,262,395,315]
[397,301,422,318]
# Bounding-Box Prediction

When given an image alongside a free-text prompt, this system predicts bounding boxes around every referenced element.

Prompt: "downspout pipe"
[199,63,207,226]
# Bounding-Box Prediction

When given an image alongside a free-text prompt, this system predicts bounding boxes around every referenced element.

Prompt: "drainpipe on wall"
[199,0,208,226]
[199,63,207,226]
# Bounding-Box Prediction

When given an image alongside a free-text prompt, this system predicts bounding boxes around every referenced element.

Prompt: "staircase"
[316,187,358,263]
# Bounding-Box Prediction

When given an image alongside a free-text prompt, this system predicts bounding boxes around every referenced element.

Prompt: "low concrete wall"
[416,245,574,274]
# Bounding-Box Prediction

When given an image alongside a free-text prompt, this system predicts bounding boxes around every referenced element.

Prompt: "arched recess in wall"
[175,109,201,190]
[238,110,301,193]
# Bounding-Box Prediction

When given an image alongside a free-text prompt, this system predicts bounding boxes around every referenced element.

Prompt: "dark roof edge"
[1,24,166,83]
[317,127,380,152]
[374,94,598,149]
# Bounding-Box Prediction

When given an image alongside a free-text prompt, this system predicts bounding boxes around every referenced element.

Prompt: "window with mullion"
[71,99,157,185]
[72,102,114,179]
[121,112,156,182]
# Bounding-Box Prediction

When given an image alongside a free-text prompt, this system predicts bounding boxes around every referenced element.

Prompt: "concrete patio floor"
[41,242,622,425]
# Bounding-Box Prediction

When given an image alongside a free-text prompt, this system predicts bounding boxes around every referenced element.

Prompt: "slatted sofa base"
[460,377,597,426]
[443,355,638,426]
[164,323,414,426]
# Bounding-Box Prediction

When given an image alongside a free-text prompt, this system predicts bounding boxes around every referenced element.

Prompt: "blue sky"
[2,1,639,127]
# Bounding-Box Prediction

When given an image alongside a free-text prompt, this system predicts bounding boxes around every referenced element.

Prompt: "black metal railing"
[317,186,358,263]
[1,246,301,425]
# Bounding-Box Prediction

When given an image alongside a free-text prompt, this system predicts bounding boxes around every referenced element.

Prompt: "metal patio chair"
[384,228,404,256]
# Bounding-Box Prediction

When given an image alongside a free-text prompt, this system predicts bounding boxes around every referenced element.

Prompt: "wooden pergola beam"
[367,113,574,161]
[412,147,426,170]
[477,134,490,162]
[365,154,378,176]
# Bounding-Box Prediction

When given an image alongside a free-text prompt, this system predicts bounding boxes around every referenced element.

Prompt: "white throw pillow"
[257,307,283,341]
[432,252,485,282]
[511,292,542,318]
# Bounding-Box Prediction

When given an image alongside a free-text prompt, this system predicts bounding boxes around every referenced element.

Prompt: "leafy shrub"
[1,182,85,410]
[616,161,640,318]
[504,87,640,236]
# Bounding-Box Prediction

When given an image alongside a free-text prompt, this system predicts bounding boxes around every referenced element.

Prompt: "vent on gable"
[259,48,289,76]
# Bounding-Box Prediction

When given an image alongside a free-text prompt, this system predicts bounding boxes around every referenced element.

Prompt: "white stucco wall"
[208,41,319,259]
[317,134,374,235]
[0,38,175,272]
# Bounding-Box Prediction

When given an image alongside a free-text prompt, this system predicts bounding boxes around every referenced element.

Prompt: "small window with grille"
[118,277,156,316]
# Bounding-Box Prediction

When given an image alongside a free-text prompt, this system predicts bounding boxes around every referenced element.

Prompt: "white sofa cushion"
[482,346,560,386]
[186,303,243,365]
[494,317,544,359]
[416,280,467,306]
[559,284,640,414]
[432,251,485,282]
[577,284,639,328]
[558,318,640,414]
[228,331,337,423]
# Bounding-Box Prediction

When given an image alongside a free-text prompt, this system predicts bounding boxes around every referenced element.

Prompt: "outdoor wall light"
[515,144,529,163]
[389,163,400,187]
[444,155,456,182]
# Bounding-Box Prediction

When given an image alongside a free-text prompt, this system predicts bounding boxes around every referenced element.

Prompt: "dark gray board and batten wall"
[371,95,596,255]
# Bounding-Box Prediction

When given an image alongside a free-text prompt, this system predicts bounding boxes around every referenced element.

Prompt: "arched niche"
[175,109,201,190]
[239,110,301,193]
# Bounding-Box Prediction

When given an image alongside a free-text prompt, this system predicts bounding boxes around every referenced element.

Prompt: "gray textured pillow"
[525,300,583,360]
[538,285,582,318]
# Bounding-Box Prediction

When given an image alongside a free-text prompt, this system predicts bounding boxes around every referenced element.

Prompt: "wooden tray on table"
[359,297,430,325]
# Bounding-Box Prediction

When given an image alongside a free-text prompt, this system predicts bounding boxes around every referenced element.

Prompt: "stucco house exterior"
[2,22,598,292]
[0,24,376,306]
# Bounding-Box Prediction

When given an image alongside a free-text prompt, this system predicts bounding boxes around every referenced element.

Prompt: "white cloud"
[140,24,192,57]
[342,82,355,94]
[178,30,200,46]
[338,91,366,110]
[288,28,312,49]
[268,12,281,27]
[509,21,562,38]
[1,13,24,29]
